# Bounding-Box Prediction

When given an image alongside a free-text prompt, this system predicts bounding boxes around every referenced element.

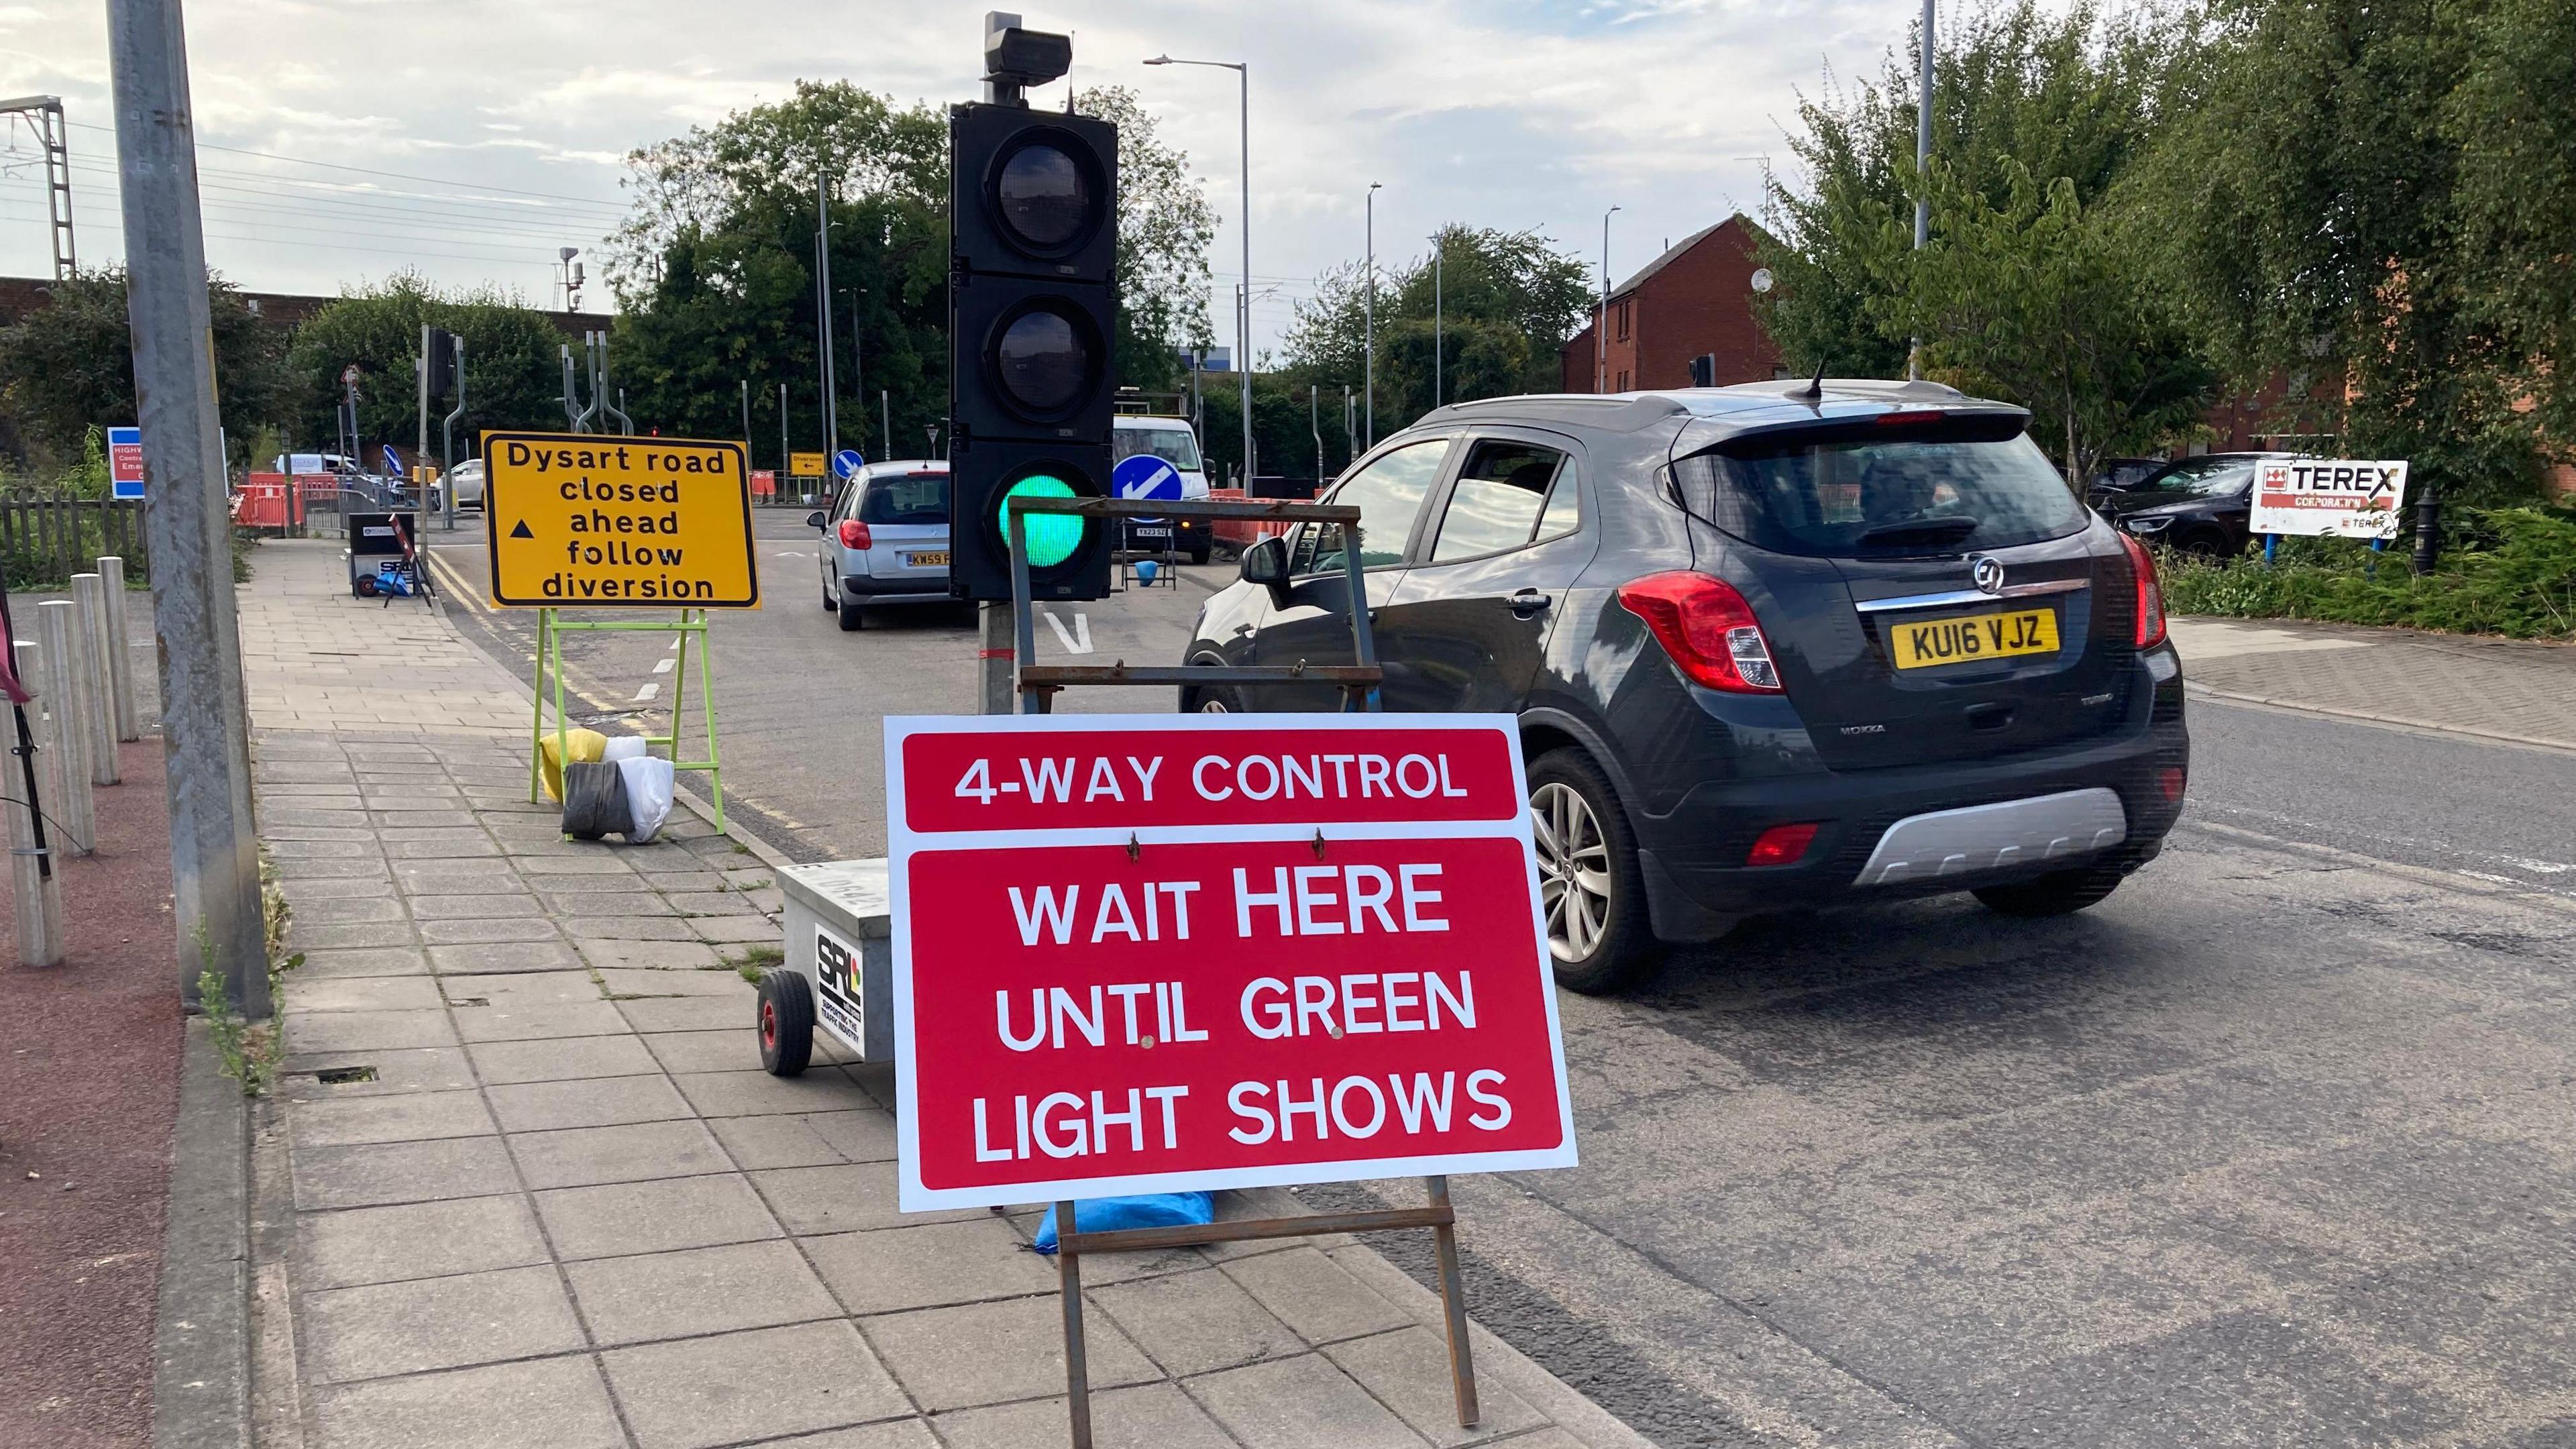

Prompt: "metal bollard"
[97,556,140,741]
[69,574,121,786]
[30,611,95,856]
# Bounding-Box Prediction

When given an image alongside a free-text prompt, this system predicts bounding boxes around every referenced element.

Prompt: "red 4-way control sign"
[887,713,1576,1211]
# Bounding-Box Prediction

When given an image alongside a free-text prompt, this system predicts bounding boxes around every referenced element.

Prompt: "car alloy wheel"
[1197,696,1229,714]
[1531,781,1614,964]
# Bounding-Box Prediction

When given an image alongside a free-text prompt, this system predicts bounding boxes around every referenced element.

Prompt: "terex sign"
[2251,458,2410,540]
[887,714,1576,1211]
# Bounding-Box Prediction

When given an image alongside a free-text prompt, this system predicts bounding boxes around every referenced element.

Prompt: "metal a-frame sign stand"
[526,608,726,830]
[1004,492,1482,1448]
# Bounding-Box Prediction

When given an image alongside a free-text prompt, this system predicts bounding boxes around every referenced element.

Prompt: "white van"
[1111,415,1214,563]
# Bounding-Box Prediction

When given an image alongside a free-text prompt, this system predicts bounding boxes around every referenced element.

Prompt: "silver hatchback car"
[810,461,951,631]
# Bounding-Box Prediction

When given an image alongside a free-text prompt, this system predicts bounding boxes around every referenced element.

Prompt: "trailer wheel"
[756,969,815,1077]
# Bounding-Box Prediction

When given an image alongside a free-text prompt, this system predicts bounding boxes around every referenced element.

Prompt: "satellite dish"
[1750,268,1775,294]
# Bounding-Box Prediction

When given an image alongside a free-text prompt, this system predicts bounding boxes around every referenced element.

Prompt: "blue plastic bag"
[1032,1193,1214,1255]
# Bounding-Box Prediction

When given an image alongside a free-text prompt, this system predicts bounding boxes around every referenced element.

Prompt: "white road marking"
[669,637,682,651]
[1042,609,1093,654]
[653,657,675,674]
[634,682,661,702]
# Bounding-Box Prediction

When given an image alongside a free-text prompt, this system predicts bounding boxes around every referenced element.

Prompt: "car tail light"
[837,520,872,550]
[2118,533,2166,648]
[1746,822,1819,867]
[2157,766,2186,804]
[1617,572,1783,693]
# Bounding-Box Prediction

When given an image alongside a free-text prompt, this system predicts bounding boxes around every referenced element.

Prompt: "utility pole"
[880,390,890,462]
[1364,181,1381,445]
[1911,0,1934,381]
[1598,205,1621,393]
[105,0,265,1012]
[817,173,839,453]
[777,382,789,485]
[846,288,865,451]
[740,380,753,466]
[416,322,430,516]
[1430,231,1443,409]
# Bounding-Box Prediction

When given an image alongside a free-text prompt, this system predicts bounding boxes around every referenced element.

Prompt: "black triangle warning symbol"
[509,519,533,539]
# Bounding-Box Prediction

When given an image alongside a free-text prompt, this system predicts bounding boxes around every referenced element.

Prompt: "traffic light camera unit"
[947,72,1119,602]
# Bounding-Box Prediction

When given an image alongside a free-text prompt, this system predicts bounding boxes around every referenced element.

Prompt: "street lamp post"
[845,286,865,453]
[1429,231,1443,409]
[1911,0,1934,380]
[1597,206,1621,393]
[1145,54,1252,486]
[1364,181,1382,445]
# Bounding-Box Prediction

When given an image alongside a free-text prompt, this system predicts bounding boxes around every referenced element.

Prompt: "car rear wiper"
[1856,516,1981,549]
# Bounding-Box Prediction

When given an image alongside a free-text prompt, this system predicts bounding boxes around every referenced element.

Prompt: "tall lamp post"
[1911,0,1934,380]
[1364,181,1382,445]
[1145,53,1252,486]
[1597,205,1621,393]
[1428,230,1443,409]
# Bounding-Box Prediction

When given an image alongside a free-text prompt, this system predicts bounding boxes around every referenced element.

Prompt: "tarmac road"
[423,512,2576,1446]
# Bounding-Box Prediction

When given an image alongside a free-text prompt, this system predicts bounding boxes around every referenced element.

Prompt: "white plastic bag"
[600,736,649,763]
[614,756,676,843]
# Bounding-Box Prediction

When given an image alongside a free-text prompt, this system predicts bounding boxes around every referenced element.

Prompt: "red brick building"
[1560,215,1782,394]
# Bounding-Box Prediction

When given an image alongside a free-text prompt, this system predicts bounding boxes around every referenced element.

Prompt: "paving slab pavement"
[237,539,1646,1448]
[2171,615,2576,751]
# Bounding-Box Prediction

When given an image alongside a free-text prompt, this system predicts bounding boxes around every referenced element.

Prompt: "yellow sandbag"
[536,727,608,801]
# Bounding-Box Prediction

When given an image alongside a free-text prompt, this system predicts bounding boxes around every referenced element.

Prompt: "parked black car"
[2088,453,2292,557]
[1181,380,2190,992]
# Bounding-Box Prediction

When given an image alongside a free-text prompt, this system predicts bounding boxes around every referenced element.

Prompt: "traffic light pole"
[107,0,268,1014]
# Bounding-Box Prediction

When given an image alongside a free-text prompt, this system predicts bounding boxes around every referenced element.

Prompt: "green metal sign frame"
[527,606,726,830]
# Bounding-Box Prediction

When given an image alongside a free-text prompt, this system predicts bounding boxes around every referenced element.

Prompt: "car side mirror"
[805,511,827,529]
[1240,535,1291,605]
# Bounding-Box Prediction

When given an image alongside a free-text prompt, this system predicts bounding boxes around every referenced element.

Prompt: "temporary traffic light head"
[983,12,1073,97]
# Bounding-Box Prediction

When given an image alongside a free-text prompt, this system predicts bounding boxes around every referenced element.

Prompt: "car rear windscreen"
[1674,426,2087,557]
[859,473,949,525]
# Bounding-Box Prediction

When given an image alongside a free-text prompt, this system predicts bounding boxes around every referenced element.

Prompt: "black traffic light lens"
[996,144,1090,250]
[991,303,1100,421]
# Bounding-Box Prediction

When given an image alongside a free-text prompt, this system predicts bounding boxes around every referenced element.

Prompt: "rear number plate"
[905,551,949,568]
[1888,607,2059,669]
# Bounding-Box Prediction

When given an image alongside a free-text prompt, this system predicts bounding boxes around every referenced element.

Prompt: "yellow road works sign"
[484,432,759,608]
[790,451,826,478]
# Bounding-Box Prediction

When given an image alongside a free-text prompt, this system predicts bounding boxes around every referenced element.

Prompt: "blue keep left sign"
[1112,453,1184,502]
[831,449,865,481]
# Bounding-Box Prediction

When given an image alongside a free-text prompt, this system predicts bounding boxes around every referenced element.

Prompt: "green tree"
[2446,0,2576,449]
[606,80,1214,462]
[1280,226,1591,433]
[2131,0,2542,503]
[0,267,288,468]
[1756,1,2186,392]
[1886,160,2214,483]
[284,274,569,459]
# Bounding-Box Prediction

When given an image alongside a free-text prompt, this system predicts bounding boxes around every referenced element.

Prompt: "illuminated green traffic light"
[999,474,1085,568]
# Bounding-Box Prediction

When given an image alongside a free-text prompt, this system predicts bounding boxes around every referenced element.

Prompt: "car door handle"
[1509,588,1550,616]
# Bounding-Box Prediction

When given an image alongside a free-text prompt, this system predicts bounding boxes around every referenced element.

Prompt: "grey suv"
[1181,380,2190,992]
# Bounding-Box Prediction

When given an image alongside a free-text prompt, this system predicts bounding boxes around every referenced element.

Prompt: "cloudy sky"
[0,0,1917,355]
